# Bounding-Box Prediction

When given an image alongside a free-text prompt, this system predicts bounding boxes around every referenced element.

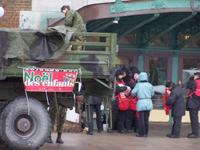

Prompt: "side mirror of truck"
[75,82,82,92]
[74,82,84,102]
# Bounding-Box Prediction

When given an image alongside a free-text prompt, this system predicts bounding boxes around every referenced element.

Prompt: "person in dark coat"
[187,72,200,138]
[87,95,103,135]
[166,82,185,138]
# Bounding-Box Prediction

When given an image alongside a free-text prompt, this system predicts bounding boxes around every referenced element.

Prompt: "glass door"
[144,53,172,109]
[145,53,172,86]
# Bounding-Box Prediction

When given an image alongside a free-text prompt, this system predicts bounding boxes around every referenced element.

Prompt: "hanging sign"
[23,67,78,92]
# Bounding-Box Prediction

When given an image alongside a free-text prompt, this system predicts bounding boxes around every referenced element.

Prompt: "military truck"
[0,28,117,149]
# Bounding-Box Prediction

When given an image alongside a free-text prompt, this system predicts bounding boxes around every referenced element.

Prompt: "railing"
[65,32,116,67]
[68,32,116,52]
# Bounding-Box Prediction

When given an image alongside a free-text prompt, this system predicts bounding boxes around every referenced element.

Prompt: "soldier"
[47,93,73,144]
[61,5,86,50]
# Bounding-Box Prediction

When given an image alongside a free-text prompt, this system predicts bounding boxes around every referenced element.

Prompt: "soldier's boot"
[46,134,53,143]
[56,133,64,144]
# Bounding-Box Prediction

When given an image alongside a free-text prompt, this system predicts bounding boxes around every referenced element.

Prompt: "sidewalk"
[41,123,200,150]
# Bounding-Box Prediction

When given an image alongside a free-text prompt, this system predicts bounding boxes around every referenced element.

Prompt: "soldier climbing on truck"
[61,5,87,50]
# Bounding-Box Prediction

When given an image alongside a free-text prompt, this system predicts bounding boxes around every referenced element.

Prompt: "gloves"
[125,86,131,96]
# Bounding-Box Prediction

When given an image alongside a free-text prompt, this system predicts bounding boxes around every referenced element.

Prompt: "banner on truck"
[23,67,78,92]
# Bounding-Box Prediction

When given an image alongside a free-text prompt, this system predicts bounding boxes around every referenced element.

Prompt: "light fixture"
[113,17,120,24]
[0,6,4,17]
[184,35,191,40]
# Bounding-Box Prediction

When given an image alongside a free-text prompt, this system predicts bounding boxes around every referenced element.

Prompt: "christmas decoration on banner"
[23,67,78,92]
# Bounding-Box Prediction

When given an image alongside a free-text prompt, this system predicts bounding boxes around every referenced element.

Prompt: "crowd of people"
[113,67,154,137]
[113,67,200,138]
[47,64,200,141]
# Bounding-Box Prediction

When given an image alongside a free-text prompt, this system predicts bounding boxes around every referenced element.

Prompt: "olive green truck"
[0,29,117,149]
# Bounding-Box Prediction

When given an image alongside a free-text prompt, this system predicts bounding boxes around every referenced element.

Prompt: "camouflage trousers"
[71,34,85,51]
[49,104,66,134]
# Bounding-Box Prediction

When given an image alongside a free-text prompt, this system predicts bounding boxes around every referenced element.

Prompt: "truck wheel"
[0,97,51,150]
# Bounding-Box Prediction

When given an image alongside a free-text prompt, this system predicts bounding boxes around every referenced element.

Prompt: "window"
[182,57,200,84]
[149,57,168,85]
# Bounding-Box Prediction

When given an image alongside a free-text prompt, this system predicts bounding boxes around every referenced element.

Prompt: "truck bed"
[0,31,117,80]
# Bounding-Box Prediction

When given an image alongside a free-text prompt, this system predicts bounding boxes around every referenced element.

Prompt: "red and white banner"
[23,67,78,92]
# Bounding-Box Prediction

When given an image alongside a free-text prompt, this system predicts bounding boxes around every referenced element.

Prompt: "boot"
[46,134,53,143]
[118,129,127,134]
[187,133,199,138]
[56,133,64,144]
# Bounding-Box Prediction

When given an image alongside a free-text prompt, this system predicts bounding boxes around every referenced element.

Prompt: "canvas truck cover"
[0,25,77,67]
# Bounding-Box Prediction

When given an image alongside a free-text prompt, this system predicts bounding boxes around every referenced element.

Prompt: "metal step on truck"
[0,28,117,150]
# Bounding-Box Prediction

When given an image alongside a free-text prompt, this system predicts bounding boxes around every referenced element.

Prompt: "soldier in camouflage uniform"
[47,93,73,144]
[49,103,66,144]
[61,5,87,50]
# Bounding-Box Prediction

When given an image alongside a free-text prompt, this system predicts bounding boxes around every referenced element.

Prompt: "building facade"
[81,0,200,85]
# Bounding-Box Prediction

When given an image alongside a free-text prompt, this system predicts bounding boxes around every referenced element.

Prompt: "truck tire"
[0,97,51,150]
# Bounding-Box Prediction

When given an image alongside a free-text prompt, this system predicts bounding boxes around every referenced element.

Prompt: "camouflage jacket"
[64,10,86,32]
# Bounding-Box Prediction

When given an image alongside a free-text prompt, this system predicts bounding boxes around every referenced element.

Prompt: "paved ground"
[1,123,200,150]
[41,123,200,150]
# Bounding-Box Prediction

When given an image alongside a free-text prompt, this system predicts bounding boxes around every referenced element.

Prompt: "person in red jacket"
[163,81,173,115]
[186,76,194,110]
[128,71,140,133]
[187,72,200,138]
[122,67,140,133]
[115,69,130,133]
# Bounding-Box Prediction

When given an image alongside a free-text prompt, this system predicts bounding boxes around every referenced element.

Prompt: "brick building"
[0,0,32,28]
[0,0,110,29]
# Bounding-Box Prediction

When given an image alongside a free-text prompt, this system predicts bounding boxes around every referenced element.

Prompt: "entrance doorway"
[145,53,172,86]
